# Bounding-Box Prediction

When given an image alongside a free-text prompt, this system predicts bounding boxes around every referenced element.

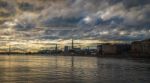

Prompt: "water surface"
[0,55,149,83]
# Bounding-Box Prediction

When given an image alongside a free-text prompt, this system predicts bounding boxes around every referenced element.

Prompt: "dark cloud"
[0,0,16,17]
[0,0,149,42]
[0,12,13,17]
[18,2,44,12]
[18,2,34,11]
[42,16,83,27]
[15,22,36,31]
[122,0,150,8]
[0,0,9,8]
[39,35,59,40]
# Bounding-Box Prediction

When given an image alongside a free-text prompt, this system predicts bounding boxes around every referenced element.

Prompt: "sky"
[0,0,150,51]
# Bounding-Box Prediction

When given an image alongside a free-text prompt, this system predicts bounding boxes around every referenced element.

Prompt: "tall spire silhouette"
[72,38,74,50]
[55,44,58,52]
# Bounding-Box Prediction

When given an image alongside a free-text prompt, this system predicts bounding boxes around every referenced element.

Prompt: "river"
[0,55,149,83]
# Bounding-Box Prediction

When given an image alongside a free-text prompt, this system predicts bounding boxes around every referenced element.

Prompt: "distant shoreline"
[0,53,150,59]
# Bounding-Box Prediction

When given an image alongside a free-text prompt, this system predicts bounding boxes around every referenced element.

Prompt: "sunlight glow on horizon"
[0,39,127,52]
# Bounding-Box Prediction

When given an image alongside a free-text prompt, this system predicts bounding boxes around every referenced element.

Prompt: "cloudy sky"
[0,0,150,51]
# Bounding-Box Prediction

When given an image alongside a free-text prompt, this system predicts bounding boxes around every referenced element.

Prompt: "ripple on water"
[0,55,149,83]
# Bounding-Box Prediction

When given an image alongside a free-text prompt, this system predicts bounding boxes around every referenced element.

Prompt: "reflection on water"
[0,55,149,83]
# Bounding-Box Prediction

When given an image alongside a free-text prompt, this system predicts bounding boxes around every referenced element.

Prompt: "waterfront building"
[97,43,131,56]
[101,44,117,55]
[131,39,150,57]
[97,45,102,55]
[64,46,69,53]
[142,39,150,56]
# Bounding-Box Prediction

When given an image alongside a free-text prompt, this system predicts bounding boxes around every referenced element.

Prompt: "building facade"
[131,39,150,57]
[97,44,131,56]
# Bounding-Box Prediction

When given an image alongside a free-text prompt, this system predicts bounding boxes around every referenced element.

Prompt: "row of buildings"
[97,44,130,56]
[63,39,150,57]
[97,39,150,57]
[131,39,150,57]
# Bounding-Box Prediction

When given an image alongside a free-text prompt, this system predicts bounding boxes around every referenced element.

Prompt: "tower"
[72,38,74,50]
[55,44,58,52]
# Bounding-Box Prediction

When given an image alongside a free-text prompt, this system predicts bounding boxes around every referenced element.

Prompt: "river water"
[0,55,149,83]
